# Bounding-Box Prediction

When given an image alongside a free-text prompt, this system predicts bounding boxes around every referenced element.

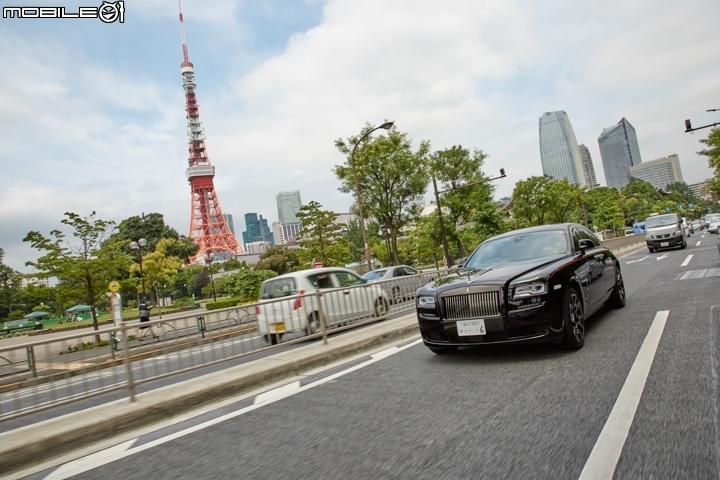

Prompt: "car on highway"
[645,213,687,252]
[362,265,432,304]
[256,267,390,343]
[415,223,625,354]
[705,213,720,234]
[691,220,701,232]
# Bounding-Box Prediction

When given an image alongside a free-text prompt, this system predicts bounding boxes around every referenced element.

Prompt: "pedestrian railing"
[0,267,456,422]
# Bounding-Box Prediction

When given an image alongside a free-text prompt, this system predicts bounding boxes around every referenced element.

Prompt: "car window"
[393,268,405,277]
[362,270,387,281]
[403,267,418,276]
[571,227,599,251]
[262,278,297,299]
[307,273,334,289]
[580,227,602,247]
[334,271,364,287]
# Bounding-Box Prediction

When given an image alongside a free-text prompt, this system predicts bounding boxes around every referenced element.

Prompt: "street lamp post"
[431,168,507,267]
[205,252,217,302]
[129,238,148,297]
[350,121,394,272]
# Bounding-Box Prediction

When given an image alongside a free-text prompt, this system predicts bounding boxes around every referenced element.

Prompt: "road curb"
[0,314,420,475]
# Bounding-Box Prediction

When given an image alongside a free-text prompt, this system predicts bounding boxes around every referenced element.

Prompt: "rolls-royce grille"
[443,292,500,320]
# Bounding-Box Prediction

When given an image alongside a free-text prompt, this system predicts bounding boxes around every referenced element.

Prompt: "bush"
[205,298,244,310]
[223,269,277,303]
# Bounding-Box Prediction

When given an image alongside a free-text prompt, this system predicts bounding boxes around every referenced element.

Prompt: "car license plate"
[660,242,669,247]
[274,322,285,333]
[457,319,486,336]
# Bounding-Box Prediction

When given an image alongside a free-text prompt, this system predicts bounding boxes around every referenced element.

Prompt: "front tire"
[605,267,626,309]
[264,333,283,345]
[374,298,389,318]
[648,247,654,253]
[428,345,458,355]
[680,238,687,249]
[391,286,402,304]
[560,286,585,350]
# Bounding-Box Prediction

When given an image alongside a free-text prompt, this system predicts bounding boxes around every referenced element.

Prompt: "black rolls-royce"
[416,223,625,354]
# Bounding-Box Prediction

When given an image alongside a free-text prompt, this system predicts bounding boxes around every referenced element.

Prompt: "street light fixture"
[205,251,217,302]
[431,168,507,267]
[129,238,148,296]
[350,121,394,272]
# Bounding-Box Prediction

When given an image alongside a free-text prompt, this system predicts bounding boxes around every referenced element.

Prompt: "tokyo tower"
[178,2,245,263]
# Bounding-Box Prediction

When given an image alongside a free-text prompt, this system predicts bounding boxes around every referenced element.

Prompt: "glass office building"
[242,213,274,247]
[538,111,586,187]
[578,144,598,189]
[276,190,302,224]
[598,117,642,190]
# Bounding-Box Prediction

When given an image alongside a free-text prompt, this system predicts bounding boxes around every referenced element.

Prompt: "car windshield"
[645,215,678,228]
[261,278,297,299]
[464,230,569,269]
[706,214,720,223]
[362,270,387,281]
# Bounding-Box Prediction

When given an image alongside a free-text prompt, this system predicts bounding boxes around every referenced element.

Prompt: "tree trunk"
[390,229,400,265]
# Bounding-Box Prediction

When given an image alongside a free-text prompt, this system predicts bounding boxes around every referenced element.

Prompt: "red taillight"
[293,290,305,310]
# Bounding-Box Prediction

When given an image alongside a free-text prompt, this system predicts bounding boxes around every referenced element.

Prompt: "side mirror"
[457,257,467,268]
[578,239,594,253]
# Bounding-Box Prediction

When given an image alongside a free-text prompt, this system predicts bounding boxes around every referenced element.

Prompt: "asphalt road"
[27,232,720,479]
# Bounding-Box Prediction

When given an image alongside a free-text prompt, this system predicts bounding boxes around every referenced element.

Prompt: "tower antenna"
[177,1,245,263]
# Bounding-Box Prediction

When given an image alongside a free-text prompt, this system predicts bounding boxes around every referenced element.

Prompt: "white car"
[256,267,390,343]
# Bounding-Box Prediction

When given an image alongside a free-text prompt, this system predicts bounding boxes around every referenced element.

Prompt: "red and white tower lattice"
[178,3,245,263]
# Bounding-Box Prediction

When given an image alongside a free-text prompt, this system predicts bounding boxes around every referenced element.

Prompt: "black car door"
[571,227,606,310]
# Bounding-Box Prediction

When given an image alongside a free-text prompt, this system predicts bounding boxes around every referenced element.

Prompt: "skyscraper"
[242,213,274,247]
[598,117,642,190]
[276,190,302,224]
[223,213,235,236]
[538,111,586,187]
[578,144,598,189]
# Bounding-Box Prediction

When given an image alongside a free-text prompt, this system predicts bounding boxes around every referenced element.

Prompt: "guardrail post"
[26,346,36,378]
[110,331,117,359]
[197,315,206,339]
[316,290,328,345]
[121,322,136,402]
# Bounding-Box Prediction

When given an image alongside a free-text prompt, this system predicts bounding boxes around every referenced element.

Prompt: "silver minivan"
[645,213,687,252]
[256,267,390,343]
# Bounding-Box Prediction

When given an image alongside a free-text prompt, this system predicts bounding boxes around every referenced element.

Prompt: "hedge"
[205,298,246,310]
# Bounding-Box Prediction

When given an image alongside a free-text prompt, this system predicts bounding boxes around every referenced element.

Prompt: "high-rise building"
[271,221,285,245]
[598,117,642,190]
[276,190,302,224]
[629,154,683,191]
[282,222,303,243]
[578,144,598,189]
[242,213,274,247]
[223,213,235,236]
[538,111,586,187]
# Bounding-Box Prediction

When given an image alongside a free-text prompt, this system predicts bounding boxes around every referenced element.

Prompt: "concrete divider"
[0,313,420,475]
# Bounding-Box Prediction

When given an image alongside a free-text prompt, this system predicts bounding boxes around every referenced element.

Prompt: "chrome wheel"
[392,286,402,304]
[561,286,585,350]
[374,298,388,317]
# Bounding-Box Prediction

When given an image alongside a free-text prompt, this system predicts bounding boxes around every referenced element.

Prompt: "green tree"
[130,238,184,303]
[0,248,21,318]
[223,269,277,303]
[106,212,198,262]
[254,246,300,275]
[546,180,583,223]
[296,201,350,267]
[334,124,430,264]
[342,218,365,264]
[582,187,623,232]
[511,176,555,226]
[23,212,133,335]
[430,146,497,258]
[698,127,720,196]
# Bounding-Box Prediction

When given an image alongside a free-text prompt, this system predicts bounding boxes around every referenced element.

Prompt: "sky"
[1,0,719,272]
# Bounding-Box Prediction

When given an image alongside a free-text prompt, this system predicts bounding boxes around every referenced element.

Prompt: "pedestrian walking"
[137,297,159,341]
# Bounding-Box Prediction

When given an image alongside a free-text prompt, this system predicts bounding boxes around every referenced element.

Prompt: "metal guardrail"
[0,267,456,422]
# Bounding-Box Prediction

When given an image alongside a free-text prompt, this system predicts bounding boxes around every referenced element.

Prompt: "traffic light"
[685,119,692,132]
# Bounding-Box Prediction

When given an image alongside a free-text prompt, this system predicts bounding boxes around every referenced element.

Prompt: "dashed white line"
[579,310,670,480]
[681,254,693,267]
[696,241,702,247]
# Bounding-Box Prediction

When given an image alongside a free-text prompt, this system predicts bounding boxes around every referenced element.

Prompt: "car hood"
[425,256,568,292]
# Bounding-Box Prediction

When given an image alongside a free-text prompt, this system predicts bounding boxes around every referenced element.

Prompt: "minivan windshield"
[645,214,678,228]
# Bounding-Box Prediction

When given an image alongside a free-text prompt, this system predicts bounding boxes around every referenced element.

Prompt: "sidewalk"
[0,313,420,475]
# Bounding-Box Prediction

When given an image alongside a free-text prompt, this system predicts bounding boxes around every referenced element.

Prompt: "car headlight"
[417,296,436,307]
[645,234,653,240]
[513,282,547,299]
[674,230,682,237]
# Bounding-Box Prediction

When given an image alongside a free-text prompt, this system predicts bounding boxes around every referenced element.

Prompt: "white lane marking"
[656,254,668,261]
[371,346,400,360]
[702,235,706,238]
[578,310,670,480]
[681,254,693,267]
[44,439,137,479]
[40,338,424,478]
[696,241,702,247]
[253,381,300,405]
[626,256,648,264]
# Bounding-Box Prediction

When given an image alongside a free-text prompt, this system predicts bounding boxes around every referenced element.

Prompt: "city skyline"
[539,111,586,187]
[1,0,719,271]
[599,117,643,190]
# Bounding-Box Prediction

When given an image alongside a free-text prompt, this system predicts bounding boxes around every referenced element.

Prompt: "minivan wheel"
[264,333,282,345]
[648,247,654,253]
[374,298,389,318]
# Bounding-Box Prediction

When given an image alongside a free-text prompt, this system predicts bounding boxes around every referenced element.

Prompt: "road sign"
[108,280,120,292]
[665,207,670,212]
[312,262,323,269]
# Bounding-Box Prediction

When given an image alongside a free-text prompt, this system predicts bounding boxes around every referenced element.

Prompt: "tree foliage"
[106,212,198,263]
[23,212,132,332]
[223,269,277,303]
[698,127,720,197]
[511,176,556,226]
[254,246,300,275]
[0,248,20,319]
[130,238,184,301]
[334,124,430,264]
[296,201,350,267]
